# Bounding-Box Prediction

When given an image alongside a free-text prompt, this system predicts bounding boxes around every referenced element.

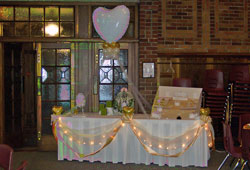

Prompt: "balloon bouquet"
[93,5,130,60]
[93,5,151,118]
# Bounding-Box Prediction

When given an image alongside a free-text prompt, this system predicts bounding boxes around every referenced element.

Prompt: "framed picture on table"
[143,62,154,78]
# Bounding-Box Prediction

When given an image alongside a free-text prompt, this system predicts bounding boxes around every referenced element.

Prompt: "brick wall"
[139,0,160,112]
[139,0,250,109]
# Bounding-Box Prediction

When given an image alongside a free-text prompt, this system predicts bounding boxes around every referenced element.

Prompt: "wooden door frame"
[93,42,139,112]
[38,42,73,151]
[0,43,4,144]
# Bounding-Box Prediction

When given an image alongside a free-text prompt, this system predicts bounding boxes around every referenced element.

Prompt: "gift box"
[151,86,202,119]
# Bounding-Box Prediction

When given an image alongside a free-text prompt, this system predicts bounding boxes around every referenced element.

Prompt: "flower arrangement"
[114,88,134,113]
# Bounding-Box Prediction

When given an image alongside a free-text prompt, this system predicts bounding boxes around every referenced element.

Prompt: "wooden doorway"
[3,43,36,148]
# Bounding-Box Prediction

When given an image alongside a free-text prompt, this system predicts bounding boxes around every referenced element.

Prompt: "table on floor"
[51,114,212,167]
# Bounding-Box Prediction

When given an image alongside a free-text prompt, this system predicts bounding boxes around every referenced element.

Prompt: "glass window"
[15,22,29,36]
[42,49,56,66]
[1,22,14,36]
[31,22,44,37]
[0,6,14,21]
[30,7,44,21]
[99,49,128,104]
[42,67,55,83]
[45,6,59,21]
[60,7,74,21]
[57,49,70,66]
[0,6,74,38]
[41,48,71,135]
[56,67,70,83]
[15,7,29,21]
[60,22,74,37]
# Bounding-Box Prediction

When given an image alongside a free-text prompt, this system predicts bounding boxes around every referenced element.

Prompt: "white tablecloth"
[53,115,210,167]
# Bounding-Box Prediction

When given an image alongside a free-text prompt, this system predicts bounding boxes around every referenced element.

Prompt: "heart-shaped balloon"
[93,5,130,43]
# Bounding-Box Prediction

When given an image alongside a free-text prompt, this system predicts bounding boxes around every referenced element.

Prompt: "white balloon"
[93,5,130,43]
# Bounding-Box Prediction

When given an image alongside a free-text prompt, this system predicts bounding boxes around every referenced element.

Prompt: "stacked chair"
[172,78,192,87]
[202,69,228,140]
[217,65,250,169]
[241,114,250,170]
[226,65,250,139]
[218,122,242,170]
[218,112,250,169]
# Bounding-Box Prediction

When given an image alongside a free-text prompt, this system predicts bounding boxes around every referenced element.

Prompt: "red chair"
[218,122,242,170]
[0,144,13,170]
[16,161,28,170]
[0,144,27,170]
[238,114,250,144]
[241,124,250,170]
[203,70,227,140]
[203,69,225,92]
[172,78,192,87]
[229,65,250,82]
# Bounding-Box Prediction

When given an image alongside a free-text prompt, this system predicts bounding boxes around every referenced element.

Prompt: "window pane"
[99,85,112,101]
[42,84,55,100]
[114,85,128,97]
[45,22,59,37]
[60,7,74,21]
[0,6,13,21]
[57,84,70,100]
[1,22,14,36]
[15,7,29,21]
[30,7,44,21]
[45,6,59,21]
[114,67,127,83]
[57,67,70,83]
[15,22,29,36]
[31,22,44,37]
[60,22,74,37]
[57,102,70,112]
[42,67,55,83]
[57,49,70,66]
[42,49,56,66]
[100,67,113,83]
[99,50,112,66]
[114,50,128,66]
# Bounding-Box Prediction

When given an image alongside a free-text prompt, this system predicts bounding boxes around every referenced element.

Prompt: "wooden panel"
[214,0,247,39]
[22,43,37,146]
[202,0,210,47]
[162,0,197,38]
[78,5,90,38]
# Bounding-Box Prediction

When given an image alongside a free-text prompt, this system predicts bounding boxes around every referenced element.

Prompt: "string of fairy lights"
[53,116,214,158]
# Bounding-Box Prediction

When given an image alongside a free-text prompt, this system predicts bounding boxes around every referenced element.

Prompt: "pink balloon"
[93,5,130,43]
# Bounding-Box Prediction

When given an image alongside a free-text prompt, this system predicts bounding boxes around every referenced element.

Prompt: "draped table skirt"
[53,114,211,167]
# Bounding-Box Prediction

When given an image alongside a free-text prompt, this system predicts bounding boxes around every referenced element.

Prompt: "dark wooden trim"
[0,43,4,144]
[0,37,139,43]
[158,53,250,58]
[157,62,250,65]
[0,2,139,6]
